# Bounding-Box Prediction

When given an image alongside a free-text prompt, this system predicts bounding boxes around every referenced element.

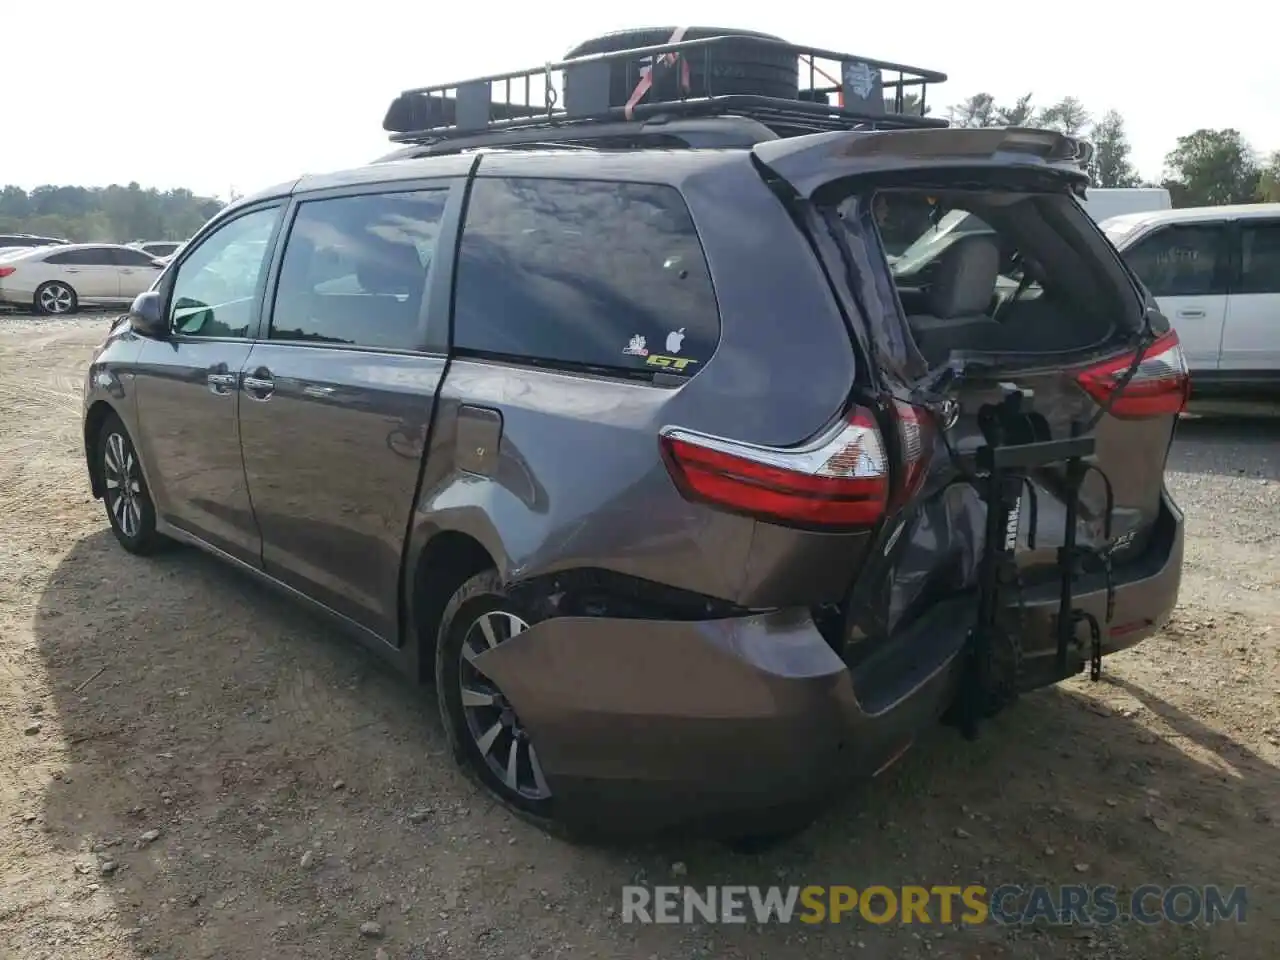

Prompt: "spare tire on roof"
[563,26,800,109]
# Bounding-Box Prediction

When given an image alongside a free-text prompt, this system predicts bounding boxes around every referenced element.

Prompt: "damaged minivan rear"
[87,115,1186,844]
[443,127,1186,841]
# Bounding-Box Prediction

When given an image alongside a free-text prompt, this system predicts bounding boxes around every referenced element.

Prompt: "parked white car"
[0,243,165,315]
[1102,203,1280,395]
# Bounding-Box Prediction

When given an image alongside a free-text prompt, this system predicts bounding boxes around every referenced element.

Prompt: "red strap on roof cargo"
[623,26,692,120]
[803,56,844,108]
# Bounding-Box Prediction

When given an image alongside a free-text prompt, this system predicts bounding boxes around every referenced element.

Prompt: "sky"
[6,2,1276,200]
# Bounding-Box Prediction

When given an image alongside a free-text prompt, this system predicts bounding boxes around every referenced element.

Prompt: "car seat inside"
[875,189,1128,368]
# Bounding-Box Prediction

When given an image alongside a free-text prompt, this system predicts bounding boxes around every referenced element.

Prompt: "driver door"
[131,203,285,564]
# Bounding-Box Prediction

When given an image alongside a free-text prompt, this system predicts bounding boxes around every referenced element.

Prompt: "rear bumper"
[474,605,956,838]
[1011,490,1184,690]
[0,285,32,307]
[474,494,1183,837]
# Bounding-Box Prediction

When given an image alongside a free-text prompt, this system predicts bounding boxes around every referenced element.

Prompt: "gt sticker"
[645,354,699,371]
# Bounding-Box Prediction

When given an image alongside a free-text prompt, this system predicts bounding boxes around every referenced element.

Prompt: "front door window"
[168,208,280,338]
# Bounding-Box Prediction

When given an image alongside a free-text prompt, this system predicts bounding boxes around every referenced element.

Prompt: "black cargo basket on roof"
[382,33,949,151]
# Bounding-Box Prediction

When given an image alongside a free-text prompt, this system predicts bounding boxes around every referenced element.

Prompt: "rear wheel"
[35,281,77,316]
[97,414,164,554]
[435,570,554,821]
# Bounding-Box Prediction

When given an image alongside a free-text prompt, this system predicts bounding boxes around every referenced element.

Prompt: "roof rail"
[383,35,949,151]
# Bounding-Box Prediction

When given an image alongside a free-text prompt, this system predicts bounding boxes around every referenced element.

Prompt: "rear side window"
[1124,224,1228,298]
[1240,221,1280,295]
[453,177,719,375]
[47,248,114,266]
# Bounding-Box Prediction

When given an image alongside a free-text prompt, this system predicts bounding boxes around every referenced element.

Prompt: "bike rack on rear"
[952,383,1119,739]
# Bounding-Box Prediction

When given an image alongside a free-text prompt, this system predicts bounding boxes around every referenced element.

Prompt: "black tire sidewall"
[565,26,800,107]
[434,570,553,820]
[564,26,789,59]
[98,414,160,554]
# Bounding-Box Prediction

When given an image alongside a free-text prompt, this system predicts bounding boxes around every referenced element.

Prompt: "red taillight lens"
[0,266,15,278]
[660,408,889,530]
[1075,330,1190,418]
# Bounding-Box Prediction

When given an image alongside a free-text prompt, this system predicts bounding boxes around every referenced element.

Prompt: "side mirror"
[128,290,167,338]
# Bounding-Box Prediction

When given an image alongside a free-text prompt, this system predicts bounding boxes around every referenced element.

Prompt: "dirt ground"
[1,314,1277,960]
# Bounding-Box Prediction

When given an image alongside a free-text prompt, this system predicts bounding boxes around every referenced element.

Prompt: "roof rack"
[383,35,949,152]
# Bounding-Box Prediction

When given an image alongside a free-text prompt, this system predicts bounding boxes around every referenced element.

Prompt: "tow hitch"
[951,384,1118,740]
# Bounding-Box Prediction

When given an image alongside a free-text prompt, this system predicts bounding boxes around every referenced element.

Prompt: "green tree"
[1039,97,1091,137]
[947,92,997,128]
[1089,110,1140,188]
[0,183,219,242]
[1163,129,1260,206]
[944,92,1037,128]
[995,93,1037,127]
[885,91,931,116]
[1257,150,1280,202]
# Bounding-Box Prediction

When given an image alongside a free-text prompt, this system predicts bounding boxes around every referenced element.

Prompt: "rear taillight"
[1075,330,1190,418]
[0,266,15,279]
[659,408,890,530]
[890,399,934,509]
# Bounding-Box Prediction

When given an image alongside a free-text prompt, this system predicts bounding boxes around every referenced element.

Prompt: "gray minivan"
[81,36,1188,841]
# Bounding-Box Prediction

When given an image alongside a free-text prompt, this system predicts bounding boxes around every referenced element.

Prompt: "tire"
[35,280,78,316]
[435,570,555,823]
[563,26,799,109]
[97,413,164,555]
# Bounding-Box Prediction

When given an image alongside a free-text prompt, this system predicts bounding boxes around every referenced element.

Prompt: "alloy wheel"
[103,431,143,539]
[458,610,551,800]
[39,283,74,315]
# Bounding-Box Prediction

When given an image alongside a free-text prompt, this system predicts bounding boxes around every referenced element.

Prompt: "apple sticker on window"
[665,328,685,355]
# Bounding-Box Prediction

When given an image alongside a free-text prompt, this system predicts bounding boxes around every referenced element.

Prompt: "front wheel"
[35,281,78,316]
[98,414,164,554]
[435,570,554,821]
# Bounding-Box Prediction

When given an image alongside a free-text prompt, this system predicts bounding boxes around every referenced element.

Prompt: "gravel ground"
[1,315,1277,960]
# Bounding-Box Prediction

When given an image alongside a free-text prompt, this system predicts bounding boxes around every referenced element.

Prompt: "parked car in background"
[0,243,165,315]
[129,240,187,259]
[1077,187,1172,223]
[1102,202,1280,396]
[0,233,70,249]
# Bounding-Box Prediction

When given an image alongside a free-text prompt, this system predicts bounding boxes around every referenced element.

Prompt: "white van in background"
[1102,202,1280,396]
[1078,187,1172,223]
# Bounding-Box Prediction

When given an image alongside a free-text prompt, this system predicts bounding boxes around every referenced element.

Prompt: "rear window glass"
[453,177,719,376]
[867,189,1135,366]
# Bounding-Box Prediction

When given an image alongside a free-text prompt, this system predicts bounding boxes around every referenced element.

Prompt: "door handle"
[1176,309,1206,319]
[206,372,237,396]
[242,372,275,401]
[64,268,81,274]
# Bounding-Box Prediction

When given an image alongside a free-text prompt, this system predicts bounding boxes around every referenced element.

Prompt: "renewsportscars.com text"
[621,884,1248,926]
